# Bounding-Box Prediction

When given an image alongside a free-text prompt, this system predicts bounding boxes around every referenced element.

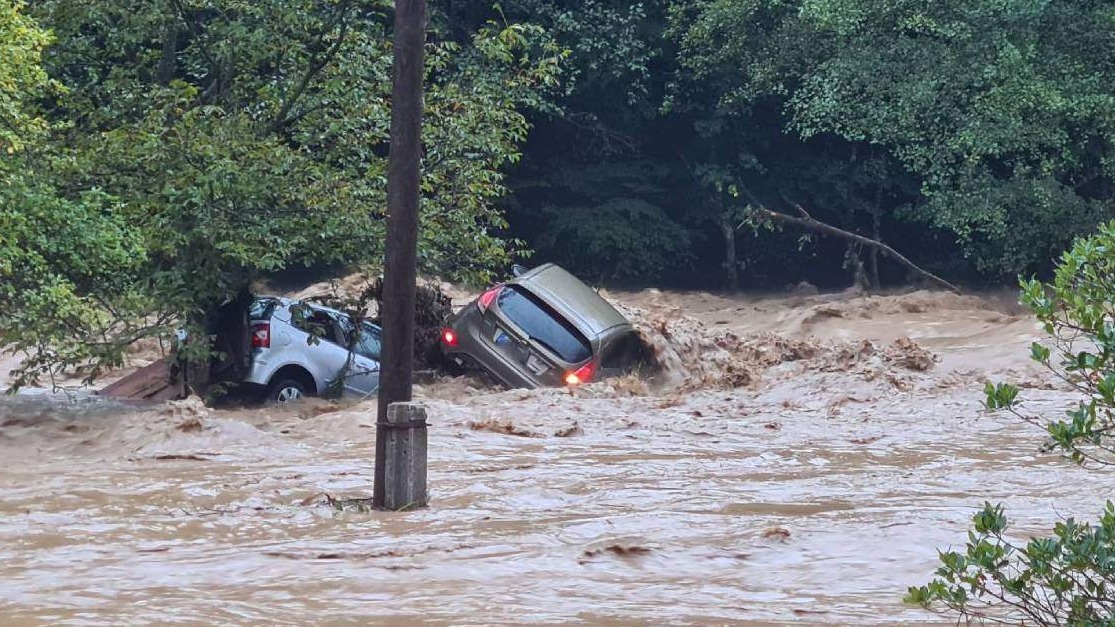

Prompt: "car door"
[344,322,381,396]
[293,308,353,395]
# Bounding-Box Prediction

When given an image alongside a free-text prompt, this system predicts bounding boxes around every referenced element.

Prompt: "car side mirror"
[511,264,527,277]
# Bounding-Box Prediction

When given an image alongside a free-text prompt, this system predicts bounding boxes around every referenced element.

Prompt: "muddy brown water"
[1,289,1111,625]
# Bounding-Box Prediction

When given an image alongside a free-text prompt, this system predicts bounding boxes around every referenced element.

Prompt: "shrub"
[906,221,1115,624]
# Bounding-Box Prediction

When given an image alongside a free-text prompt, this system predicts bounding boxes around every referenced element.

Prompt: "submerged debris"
[466,416,582,438]
[467,418,540,438]
[762,527,792,542]
[579,544,654,563]
[609,299,938,394]
[882,337,937,372]
[176,417,204,433]
[553,421,582,438]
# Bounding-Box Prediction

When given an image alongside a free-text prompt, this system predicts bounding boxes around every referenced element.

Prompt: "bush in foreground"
[906,221,1115,624]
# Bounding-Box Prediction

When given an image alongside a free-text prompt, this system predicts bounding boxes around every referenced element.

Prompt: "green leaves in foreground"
[983,382,1020,411]
[979,223,1115,467]
[914,222,1115,623]
[906,502,1115,625]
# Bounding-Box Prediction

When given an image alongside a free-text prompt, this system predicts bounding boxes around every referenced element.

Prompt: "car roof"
[263,296,380,328]
[267,296,340,316]
[511,264,631,338]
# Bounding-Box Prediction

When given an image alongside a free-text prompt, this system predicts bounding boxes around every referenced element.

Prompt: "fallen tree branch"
[748,201,961,294]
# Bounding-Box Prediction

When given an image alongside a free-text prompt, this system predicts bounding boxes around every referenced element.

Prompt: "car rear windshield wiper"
[527,336,561,360]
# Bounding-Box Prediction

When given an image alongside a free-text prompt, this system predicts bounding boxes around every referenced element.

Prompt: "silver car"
[245,297,382,402]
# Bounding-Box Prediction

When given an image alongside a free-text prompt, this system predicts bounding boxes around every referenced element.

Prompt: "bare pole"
[375,0,427,509]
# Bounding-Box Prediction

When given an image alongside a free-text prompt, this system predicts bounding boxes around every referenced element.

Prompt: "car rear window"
[249,298,280,320]
[496,285,592,364]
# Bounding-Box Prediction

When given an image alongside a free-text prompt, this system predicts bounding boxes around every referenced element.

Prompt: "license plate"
[526,353,548,375]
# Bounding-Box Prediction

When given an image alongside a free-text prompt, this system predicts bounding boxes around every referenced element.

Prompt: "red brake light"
[564,361,595,386]
[477,285,502,313]
[441,328,458,347]
[251,322,271,348]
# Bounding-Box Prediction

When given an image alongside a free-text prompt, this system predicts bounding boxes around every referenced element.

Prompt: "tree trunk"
[846,242,870,291]
[376,0,427,508]
[210,286,253,384]
[156,15,178,84]
[722,217,739,292]
[868,188,882,290]
[716,193,738,291]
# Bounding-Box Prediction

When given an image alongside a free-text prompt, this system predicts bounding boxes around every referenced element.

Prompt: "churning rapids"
[1,287,1111,625]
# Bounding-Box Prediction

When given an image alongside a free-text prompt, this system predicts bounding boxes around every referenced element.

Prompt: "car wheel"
[267,378,308,404]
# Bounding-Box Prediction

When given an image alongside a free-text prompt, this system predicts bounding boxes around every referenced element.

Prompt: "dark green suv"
[440,264,643,389]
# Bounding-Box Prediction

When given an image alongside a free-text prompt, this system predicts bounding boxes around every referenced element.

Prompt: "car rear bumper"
[243,349,274,386]
[444,305,542,389]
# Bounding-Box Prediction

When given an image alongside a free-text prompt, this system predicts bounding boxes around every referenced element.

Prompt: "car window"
[602,332,643,370]
[335,315,355,347]
[292,307,345,346]
[496,285,592,363]
[249,298,279,321]
[356,324,382,360]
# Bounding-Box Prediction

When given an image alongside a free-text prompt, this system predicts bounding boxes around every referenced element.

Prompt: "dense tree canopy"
[673,0,1115,276]
[456,0,1115,287]
[0,0,53,151]
[1,0,146,386]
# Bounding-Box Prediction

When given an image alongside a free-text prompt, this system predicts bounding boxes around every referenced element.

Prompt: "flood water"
[1,288,1109,625]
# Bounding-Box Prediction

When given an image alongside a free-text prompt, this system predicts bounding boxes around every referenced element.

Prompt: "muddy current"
[1,288,1111,625]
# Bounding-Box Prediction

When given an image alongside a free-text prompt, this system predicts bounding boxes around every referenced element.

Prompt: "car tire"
[266,378,309,404]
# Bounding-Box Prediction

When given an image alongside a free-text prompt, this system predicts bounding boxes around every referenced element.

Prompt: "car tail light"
[564,361,595,386]
[477,285,502,313]
[441,327,459,347]
[251,322,271,348]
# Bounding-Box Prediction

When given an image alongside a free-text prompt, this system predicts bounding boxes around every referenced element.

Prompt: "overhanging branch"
[747,200,961,294]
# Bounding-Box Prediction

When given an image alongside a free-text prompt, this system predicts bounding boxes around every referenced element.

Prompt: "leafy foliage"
[0,163,147,387]
[907,502,1115,625]
[1,0,562,388]
[908,223,1115,623]
[537,197,690,282]
[0,0,53,151]
[671,0,1115,276]
[0,2,148,387]
[1013,221,1115,467]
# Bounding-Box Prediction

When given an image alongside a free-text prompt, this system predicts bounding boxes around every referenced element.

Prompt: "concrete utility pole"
[379,402,428,510]
[375,0,427,509]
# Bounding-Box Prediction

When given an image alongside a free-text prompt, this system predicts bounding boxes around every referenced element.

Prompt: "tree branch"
[271,0,352,134]
[748,201,962,294]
